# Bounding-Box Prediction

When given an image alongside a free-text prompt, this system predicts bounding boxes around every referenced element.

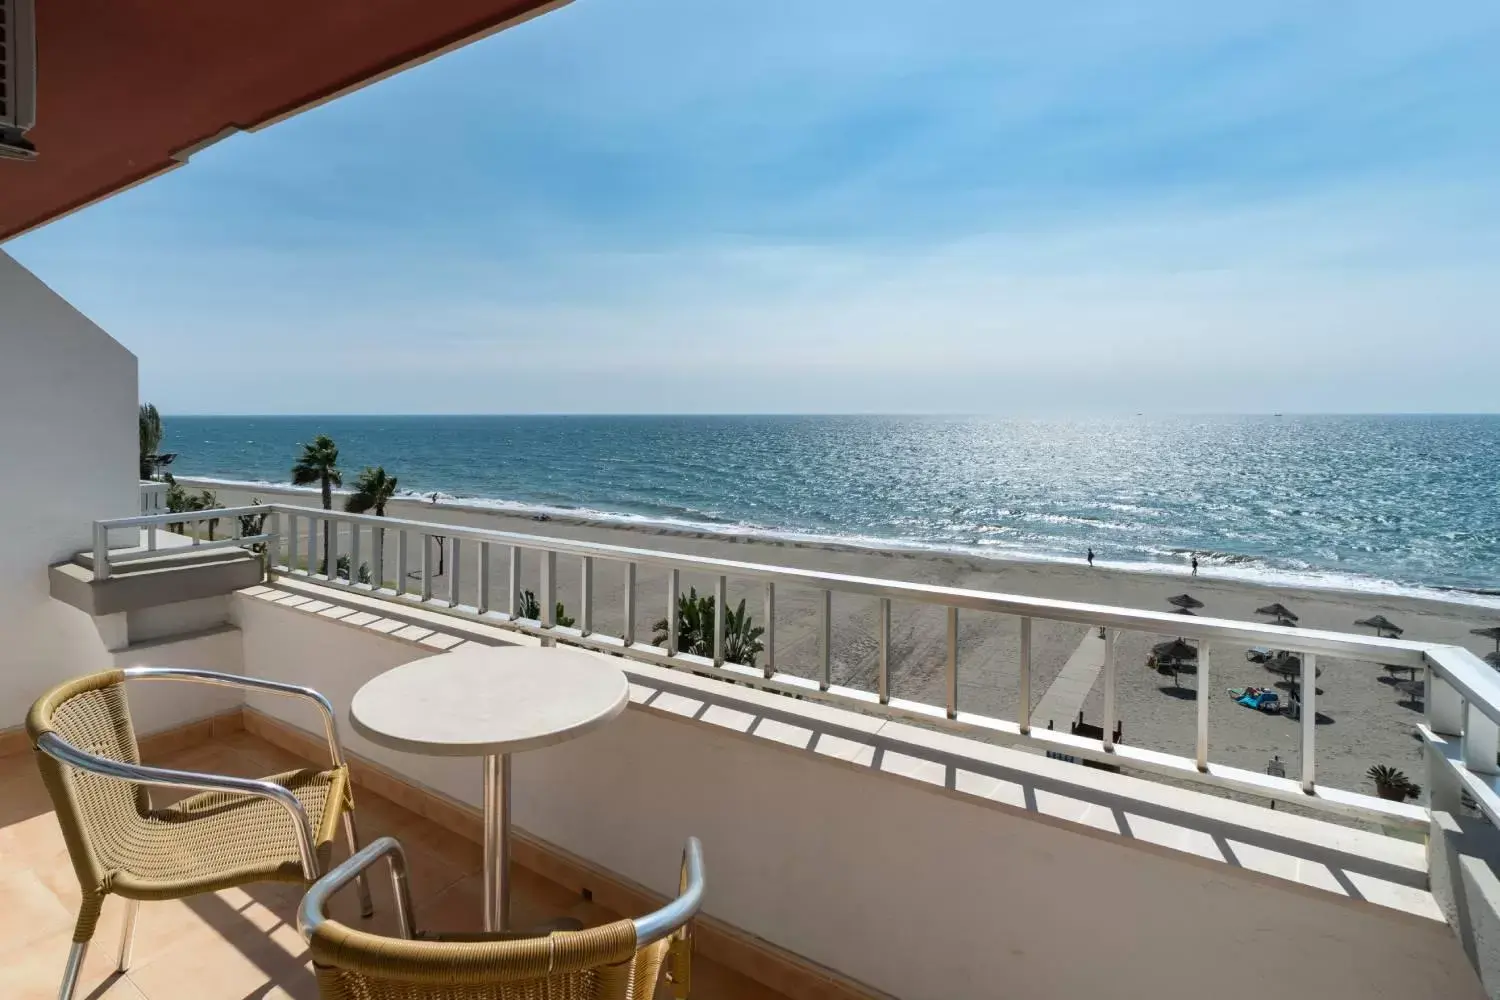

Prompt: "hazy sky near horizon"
[8,1,1499,415]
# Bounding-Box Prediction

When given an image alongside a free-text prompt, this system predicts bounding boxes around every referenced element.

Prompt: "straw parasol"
[1471,626,1500,653]
[1486,651,1500,670]
[1151,638,1198,661]
[1395,677,1424,709]
[1151,638,1198,686]
[1354,614,1403,638]
[1263,652,1303,680]
[1256,602,1299,626]
[1168,594,1204,615]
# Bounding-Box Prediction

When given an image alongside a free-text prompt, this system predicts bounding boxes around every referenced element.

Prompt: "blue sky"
[8,0,1499,414]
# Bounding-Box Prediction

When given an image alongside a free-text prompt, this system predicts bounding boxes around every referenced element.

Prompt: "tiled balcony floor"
[0,732,782,1000]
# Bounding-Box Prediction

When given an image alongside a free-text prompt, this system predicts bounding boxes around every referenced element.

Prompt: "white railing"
[92,505,274,581]
[139,480,168,515]
[89,502,1500,829]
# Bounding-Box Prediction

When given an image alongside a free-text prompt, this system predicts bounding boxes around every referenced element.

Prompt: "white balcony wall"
[0,250,138,727]
[236,591,1479,1000]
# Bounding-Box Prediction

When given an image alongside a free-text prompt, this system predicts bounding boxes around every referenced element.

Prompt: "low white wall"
[0,251,138,728]
[112,627,245,736]
[235,593,1479,1000]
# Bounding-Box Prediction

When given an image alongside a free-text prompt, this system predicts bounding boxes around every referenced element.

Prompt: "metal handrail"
[90,502,1500,821]
[299,835,415,940]
[123,667,345,767]
[34,730,321,879]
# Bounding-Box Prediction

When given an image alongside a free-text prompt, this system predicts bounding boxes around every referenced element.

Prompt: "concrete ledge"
[50,552,264,615]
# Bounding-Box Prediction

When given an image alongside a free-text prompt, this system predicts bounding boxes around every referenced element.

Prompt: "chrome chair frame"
[35,667,374,1000]
[298,836,705,995]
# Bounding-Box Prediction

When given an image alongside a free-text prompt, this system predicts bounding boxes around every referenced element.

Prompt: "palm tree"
[344,466,399,516]
[514,590,576,628]
[139,403,162,479]
[292,435,342,510]
[292,435,341,571]
[345,467,398,582]
[652,588,764,668]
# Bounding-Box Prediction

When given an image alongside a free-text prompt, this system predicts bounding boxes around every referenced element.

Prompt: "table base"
[483,753,511,932]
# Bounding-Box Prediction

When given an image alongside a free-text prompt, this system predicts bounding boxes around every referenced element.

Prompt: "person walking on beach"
[1191,555,1199,577]
[1087,548,1095,567]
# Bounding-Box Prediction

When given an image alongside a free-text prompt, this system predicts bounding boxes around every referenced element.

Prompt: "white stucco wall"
[236,592,1479,1000]
[0,250,138,727]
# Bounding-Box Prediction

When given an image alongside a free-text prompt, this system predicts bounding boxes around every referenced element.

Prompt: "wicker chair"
[27,667,375,1000]
[298,835,704,1000]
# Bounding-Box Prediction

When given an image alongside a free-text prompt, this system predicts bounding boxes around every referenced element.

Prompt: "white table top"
[349,644,630,757]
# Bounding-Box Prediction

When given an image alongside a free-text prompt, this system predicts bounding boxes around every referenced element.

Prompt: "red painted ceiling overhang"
[0,0,568,242]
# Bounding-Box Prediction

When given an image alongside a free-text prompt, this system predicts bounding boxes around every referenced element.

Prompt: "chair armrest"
[123,667,346,768]
[634,838,704,945]
[35,730,321,879]
[634,838,703,1000]
[299,835,416,941]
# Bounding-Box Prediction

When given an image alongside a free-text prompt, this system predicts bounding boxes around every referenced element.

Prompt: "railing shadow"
[636,677,1413,902]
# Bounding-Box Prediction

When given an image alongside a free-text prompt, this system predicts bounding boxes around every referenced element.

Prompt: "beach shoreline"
[179,474,1500,614]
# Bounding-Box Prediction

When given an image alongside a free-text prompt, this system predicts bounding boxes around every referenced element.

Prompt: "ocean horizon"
[160,414,1500,605]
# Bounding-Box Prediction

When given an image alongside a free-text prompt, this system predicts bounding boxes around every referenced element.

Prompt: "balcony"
[4,503,1500,998]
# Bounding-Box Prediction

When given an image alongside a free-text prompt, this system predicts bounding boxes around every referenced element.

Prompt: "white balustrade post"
[877,598,891,704]
[945,607,959,719]
[1103,628,1117,751]
[449,537,462,607]
[477,543,490,614]
[93,522,111,581]
[287,512,299,574]
[349,523,362,586]
[305,516,316,576]
[623,562,637,646]
[508,546,522,617]
[1300,653,1317,792]
[326,517,339,580]
[714,575,727,667]
[820,590,832,691]
[666,568,680,656]
[420,534,433,601]
[370,523,384,591]
[540,550,556,647]
[1465,703,1500,776]
[580,557,594,636]
[1018,617,1032,734]
[1196,642,1211,772]
[763,582,775,679]
[396,531,409,595]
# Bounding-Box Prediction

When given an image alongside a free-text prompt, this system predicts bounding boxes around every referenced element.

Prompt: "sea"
[162,414,1500,604]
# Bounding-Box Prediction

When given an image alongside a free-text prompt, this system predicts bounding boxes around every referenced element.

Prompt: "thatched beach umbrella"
[1486,651,1500,670]
[1151,638,1198,687]
[1263,652,1302,680]
[1256,603,1299,626]
[1168,594,1205,615]
[1354,614,1403,638]
[1152,638,1198,661]
[1471,626,1500,653]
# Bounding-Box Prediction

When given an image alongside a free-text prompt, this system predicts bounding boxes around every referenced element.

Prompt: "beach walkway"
[1033,631,1106,730]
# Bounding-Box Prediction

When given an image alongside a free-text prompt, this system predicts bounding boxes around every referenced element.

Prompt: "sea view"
[163,413,1500,602]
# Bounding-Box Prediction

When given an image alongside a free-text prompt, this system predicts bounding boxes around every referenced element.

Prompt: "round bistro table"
[350,643,629,931]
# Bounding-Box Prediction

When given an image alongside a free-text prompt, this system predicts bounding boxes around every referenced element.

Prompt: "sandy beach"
[184,477,1500,804]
